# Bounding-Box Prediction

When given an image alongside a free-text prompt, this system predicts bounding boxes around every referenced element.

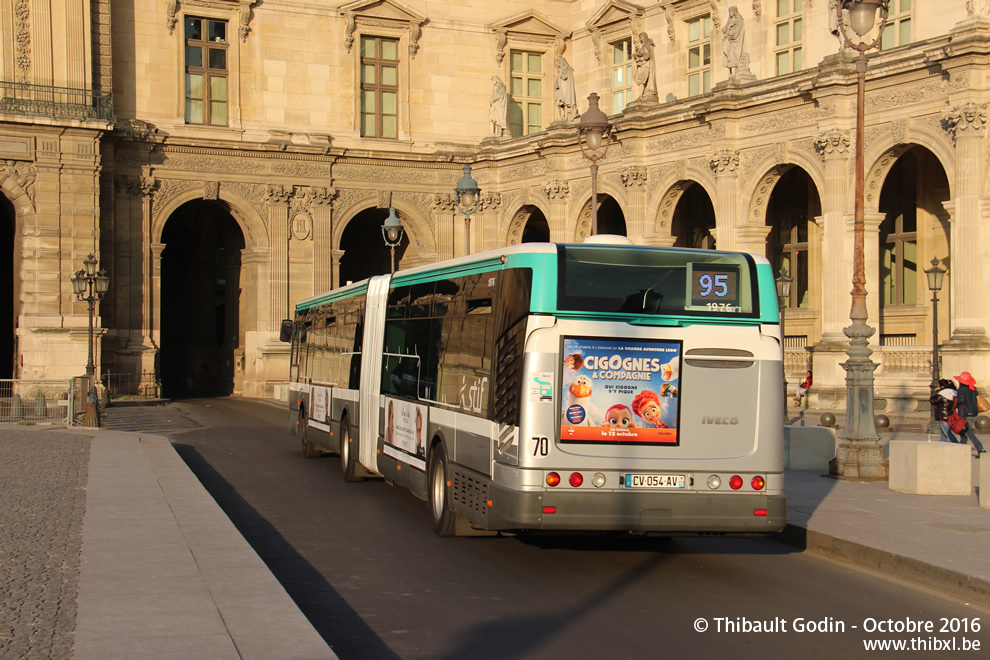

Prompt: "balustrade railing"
[0,81,113,121]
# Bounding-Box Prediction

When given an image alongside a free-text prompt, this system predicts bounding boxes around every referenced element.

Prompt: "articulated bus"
[282,239,786,536]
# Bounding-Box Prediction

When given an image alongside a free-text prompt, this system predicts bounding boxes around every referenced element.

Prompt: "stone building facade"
[2,0,989,409]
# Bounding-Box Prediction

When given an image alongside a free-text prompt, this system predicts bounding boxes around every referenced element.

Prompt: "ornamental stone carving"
[942,103,988,140]
[166,0,178,34]
[891,119,907,146]
[203,181,219,200]
[114,175,157,197]
[544,180,570,199]
[433,193,457,212]
[15,0,31,80]
[709,150,740,174]
[378,190,392,208]
[478,192,502,212]
[266,184,293,205]
[239,2,253,43]
[303,186,337,207]
[495,31,507,64]
[663,4,676,42]
[290,212,313,241]
[619,167,648,187]
[0,160,36,204]
[153,179,199,220]
[814,129,851,159]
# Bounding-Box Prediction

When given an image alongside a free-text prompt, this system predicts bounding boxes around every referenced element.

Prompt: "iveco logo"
[702,416,740,425]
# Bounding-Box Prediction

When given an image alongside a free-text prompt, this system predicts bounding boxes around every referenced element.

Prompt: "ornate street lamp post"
[453,164,480,256]
[925,257,946,438]
[776,267,793,419]
[70,253,110,391]
[381,207,405,274]
[830,0,890,480]
[577,92,612,237]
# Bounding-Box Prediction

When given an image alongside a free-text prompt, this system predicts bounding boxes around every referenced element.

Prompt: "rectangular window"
[509,50,543,138]
[881,0,912,50]
[360,36,399,139]
[184,17,228,126]
[774,0,803,76]
[611,39,634,114]
[687,16,712,97]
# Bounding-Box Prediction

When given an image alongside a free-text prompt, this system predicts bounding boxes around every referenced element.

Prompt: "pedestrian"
[930,378,960,444]
[953,371,987,455]
[793,370,812,407]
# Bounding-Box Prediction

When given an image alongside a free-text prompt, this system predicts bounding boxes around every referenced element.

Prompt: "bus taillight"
[546,472,561,487]
[729,475,743,490]
[568,472,584,487]
[751,476,766,490]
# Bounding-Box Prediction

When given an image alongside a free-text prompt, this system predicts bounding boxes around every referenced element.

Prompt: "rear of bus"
[488,243,785,534]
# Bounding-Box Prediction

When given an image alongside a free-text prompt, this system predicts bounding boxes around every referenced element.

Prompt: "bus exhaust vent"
[451,467,489,519]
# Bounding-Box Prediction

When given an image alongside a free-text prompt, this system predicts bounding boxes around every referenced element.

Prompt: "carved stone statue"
[722,7,752,79]
[554,57,578,121]
[633,32,658,102]
[490,75,508,137]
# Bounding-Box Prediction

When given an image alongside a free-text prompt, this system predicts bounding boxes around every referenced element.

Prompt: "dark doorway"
[160,200,244,398]
[520,207,550,243]
[597,195,626,236]
[766,167,821,310]
[1,196,13,379]
[672,184,716,249]
[339,208,407,284]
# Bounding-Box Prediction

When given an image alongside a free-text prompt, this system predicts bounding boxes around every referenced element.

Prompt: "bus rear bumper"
[486,485,786,534]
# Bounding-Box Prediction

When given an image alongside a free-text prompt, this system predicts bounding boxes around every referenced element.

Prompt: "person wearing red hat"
[954,371,986,455]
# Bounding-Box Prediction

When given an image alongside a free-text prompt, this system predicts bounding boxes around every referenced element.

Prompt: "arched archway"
[597,195,626,236]
[877,147,950,342]
[339,207,409,284]
[521,206,550,243]
[1,195,13,378]
[765,167,822,310]
[160,200,245,398]
[671,183,716,249]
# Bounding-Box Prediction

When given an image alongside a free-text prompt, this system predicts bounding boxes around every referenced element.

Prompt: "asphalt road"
[135,397,990,659]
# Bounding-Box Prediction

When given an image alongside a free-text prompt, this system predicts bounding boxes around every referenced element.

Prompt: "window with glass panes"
[509,51,543,138]
[687,16,712,97]
[360,37,399,139]
[184,17,228,126]
[881,0,912,50]
[880,211,917,306]
[775,0,803,76]
[611,39,633,114]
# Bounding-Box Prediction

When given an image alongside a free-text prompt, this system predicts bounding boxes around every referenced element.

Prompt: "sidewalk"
[0,423,336,660]
[2,417,989,658]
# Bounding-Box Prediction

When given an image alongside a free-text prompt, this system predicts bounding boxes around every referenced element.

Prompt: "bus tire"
[429,444,457,537]
[340,417,361,482]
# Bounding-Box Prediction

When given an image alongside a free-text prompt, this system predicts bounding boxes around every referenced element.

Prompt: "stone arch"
[649,170,717,239]
[864,132,955,212]
[573,178,630,241]
[0,169,36,216]
[499,188,552,242]
[741,153,825,227]
[332,197,436,258]
[152,184,270,251]
[505,204,551,245]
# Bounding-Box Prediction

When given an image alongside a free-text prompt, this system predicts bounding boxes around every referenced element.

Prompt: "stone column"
[942,103,989,347]
[432,193,456,261]
[815,129,854,345]
[266,184,292,332]
[306,186,336,295]
[147,242,165,396]
[709,150,744,251]
[542,180,570,243]
[618,167,648,242]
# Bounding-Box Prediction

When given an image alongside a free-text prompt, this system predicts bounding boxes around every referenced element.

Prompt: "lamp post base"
[829,442,888,481]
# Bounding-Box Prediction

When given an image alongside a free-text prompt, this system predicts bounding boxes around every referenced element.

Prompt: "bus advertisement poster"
[310,385,331,431]
[560,337,681,444]
[385,398,427,458]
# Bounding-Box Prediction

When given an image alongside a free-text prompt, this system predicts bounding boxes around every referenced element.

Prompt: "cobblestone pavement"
[100,403,203,436]
[0,427,89,660]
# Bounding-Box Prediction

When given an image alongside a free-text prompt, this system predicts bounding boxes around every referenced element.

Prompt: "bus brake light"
[751,476,765,490]
[729,475,743,490]
[546,472,561,487]
[568,472,584,487]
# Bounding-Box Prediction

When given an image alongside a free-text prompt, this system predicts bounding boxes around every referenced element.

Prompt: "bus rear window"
[556,245,758,317]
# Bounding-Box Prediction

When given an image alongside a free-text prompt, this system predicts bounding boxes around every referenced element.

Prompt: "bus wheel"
[300,408,322,457]
[340,418,361,482]
[429,444,457,537]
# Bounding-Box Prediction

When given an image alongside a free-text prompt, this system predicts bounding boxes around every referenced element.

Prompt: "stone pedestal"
[784,426,837,471]
[889,440,971,496]
[980,458,990,509]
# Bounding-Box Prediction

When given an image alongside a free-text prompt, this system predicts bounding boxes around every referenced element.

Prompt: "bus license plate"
[624,474,685,489]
